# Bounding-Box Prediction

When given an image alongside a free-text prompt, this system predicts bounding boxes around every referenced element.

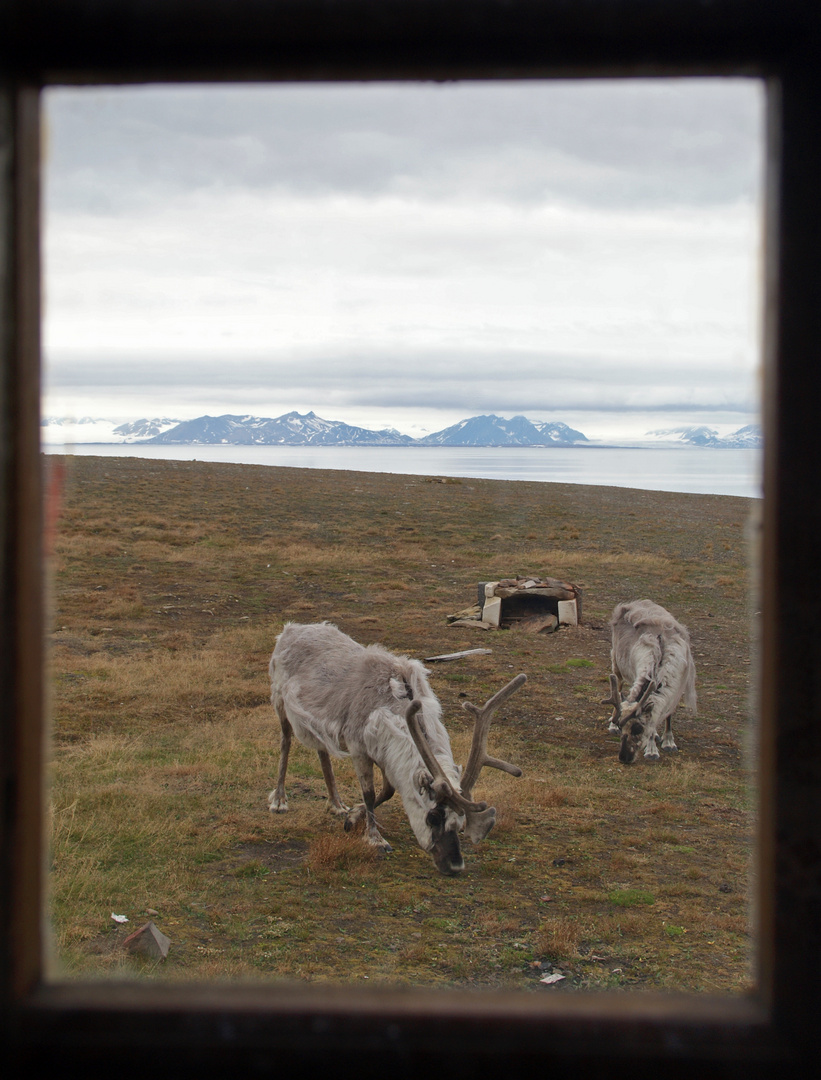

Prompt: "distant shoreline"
[42,440,755,452]
[43,443,762,499]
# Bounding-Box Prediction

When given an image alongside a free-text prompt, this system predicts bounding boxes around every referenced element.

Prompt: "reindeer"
[601,600,697,765]
[268,622,525,875]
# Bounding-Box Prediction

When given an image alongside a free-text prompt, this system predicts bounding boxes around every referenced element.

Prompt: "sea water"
[44,443,762,499]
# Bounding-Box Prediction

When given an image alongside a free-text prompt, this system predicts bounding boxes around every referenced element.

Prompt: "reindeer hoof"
[268,793,288,813]
[344,805,366,832]
[608,722,620,734]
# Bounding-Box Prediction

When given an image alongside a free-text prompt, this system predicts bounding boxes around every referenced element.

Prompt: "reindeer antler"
[460,673,526,800]
[601,673,621,707]
[603,674,657,729]
[404,700,490,814]
[625,677,657,720]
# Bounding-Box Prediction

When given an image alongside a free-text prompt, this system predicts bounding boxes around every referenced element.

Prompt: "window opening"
[42,79,763,993]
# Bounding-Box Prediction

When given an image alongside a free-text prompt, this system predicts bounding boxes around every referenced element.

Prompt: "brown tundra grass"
[47,455,756,994]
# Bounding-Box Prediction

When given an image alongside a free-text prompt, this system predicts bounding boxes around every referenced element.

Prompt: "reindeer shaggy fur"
[604,600,697,764]
[268,622,522,875]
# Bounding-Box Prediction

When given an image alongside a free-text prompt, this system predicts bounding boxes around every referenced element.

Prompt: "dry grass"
[46,455,756,994]
[305,834,381,873]
[537,918,582,961]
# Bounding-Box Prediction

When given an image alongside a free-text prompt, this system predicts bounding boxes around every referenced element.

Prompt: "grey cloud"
[45,348,757,415]
[45,79,762,214]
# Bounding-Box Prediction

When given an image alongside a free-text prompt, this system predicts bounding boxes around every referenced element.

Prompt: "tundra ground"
[47,454,756,994]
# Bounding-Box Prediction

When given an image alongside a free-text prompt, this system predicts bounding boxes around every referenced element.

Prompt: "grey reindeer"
[268,622,526,875]
[601,600,697,764]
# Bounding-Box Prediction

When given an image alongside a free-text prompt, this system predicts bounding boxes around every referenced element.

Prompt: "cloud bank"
[43,79,764,440]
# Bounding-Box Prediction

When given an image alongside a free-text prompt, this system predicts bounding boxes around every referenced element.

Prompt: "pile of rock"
[448,575,582,633]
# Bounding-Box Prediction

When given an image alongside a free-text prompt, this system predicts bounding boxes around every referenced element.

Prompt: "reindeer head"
[405,674,526,875]
[601,674,657,765]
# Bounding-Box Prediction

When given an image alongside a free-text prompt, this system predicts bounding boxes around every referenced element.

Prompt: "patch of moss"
[608,889,655,907]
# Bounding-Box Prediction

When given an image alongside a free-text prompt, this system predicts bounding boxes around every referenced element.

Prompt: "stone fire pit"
[448,575,582,633]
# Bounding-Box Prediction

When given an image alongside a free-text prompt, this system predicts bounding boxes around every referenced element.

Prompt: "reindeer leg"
[603,673,623,733]
[268,701,292,813]
[374,772,396,808]
[345,756,392,851]
[643,724,661,761]
[318,749,350,814]
[660,715,678,751]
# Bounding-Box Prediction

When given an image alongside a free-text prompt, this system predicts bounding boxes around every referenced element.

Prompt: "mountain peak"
[419,414,587,447]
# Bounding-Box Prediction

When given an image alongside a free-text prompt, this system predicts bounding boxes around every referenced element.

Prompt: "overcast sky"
[42,78,764,441]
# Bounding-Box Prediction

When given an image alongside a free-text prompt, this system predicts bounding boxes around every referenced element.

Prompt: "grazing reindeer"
[268,622,525,875]
[601,600,697,764]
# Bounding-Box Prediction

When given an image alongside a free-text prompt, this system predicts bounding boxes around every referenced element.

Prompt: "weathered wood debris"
[424,648,493,662]
[447,576,582,633]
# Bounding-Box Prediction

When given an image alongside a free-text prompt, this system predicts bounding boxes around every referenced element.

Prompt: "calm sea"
[47,443,762,499]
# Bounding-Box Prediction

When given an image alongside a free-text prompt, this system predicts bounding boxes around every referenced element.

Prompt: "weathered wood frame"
[2,2,819,1076]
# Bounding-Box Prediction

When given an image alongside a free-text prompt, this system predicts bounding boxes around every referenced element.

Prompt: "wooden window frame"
[2,2,819,1074]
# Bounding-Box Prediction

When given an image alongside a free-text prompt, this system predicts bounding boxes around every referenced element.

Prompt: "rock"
[447,604,482,623]
[123,921,170,960]
[539,972,566,985]
[557,599,578,626]
[482,596,502,626]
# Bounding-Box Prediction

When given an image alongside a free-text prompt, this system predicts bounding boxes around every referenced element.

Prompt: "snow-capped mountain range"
[146,411,414,446]
[41,416,182,444]
[40,412,763,449]
[145,411,589,447]
[646,424,762,448]
[41,411,588,447]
